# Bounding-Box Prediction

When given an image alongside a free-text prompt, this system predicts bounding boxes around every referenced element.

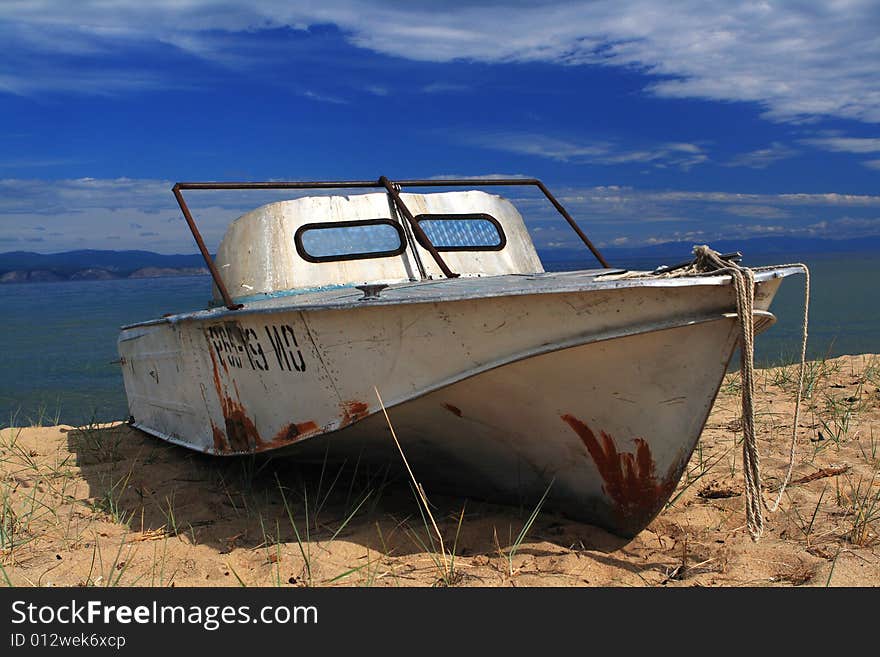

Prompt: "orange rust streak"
[296,420,319,435]
[207,343,260,451]
[208,339,320,454]
[561,414,679,530]
[211,423,228,453]
[208,349,224,407]
[208,350,231,452]
[221,400,261,452]
[442,403,463,417]
[340,401,369,427]
[257,420,322,452]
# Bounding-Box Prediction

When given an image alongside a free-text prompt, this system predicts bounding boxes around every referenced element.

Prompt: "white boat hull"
[118,269,793,536]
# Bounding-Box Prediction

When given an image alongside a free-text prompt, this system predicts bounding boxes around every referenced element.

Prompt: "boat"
[117,176,802,538]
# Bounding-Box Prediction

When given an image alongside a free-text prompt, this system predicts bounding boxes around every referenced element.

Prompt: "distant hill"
[540,235,880,268]
[0,250,209,283]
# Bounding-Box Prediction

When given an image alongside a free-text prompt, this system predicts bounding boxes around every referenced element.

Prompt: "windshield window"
[415,214,506,251]
[295,219,406,262]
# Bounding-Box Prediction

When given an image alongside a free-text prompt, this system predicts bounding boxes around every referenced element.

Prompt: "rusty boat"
[118,176,801,538]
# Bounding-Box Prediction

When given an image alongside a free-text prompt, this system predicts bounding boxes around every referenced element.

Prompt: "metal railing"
[172,176,610,311]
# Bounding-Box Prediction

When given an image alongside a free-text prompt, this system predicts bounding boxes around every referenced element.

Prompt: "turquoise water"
[743,252,879,364]
[1,251,876,426]
[1,277,212,426]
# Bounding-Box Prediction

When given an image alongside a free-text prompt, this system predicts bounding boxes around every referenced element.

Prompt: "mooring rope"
[606,246,810,541]
[687,246,809,540]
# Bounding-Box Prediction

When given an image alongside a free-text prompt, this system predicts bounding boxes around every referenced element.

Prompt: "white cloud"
[626,216,880,248]
[801,137,880,153]
[524,183,880,247]
[4,176,880,254]
[725,142,798,169]
[469,133,709,169]
[722,205,791,220]
[801,135,880,169]
[0,177,353,253]
[302,89,349,104]
[646,190,880,207]
[1,2,878,124]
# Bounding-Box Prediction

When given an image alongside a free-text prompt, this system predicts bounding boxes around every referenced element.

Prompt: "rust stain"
[272,423,300,445]
[442,403,463,417]
[295,420,319,435]
[220,399,261,453]
[207,341,318,454]
[340,400,370,427]
[208,349,232,453]
[211,424,227,452]
[209,348,224,404]
[258,420,322,451]
[561,414,681,533]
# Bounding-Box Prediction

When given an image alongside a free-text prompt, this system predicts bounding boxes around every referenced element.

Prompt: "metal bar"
[392,178,610,268]
[386,189,427,280]
[176,179,536,190]
[379,176,459,279]
[176,181,382,191]
[394,178,541,186]
[172,184,242,311]
[534,180,610,268]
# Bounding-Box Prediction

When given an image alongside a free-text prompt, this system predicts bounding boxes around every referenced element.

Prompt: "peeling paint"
[561,414,682,533]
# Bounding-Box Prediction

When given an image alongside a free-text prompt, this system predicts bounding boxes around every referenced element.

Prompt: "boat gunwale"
[119,265,802,332]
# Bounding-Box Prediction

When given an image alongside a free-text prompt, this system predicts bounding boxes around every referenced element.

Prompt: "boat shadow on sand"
[67,422,634,566]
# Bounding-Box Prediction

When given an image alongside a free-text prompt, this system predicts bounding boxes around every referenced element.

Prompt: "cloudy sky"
[1,1,879,253]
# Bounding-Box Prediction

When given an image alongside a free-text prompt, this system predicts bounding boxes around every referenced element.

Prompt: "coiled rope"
[609,246,810,541]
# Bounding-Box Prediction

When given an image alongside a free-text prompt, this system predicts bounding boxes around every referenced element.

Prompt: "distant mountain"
[128,267,210,279]
[0,250,207,274]
[0,270,64,284]
[539,235,880,268]
[0,250,210,284]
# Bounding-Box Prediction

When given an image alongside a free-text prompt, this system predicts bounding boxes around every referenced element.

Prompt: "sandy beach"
[1,354,878,587]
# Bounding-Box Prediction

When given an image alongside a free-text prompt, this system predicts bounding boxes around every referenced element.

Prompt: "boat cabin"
[213,190,545,304]
[171,177,609,309]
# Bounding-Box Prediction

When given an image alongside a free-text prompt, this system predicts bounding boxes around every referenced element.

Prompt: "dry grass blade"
[374,386,449,575]
[0,563,12,587]
[507,478,553,576]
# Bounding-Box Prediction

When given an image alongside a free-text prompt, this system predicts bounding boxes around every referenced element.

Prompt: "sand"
[1,354,879,587]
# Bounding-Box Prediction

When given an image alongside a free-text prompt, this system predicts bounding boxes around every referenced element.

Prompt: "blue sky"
[1,1,879,254]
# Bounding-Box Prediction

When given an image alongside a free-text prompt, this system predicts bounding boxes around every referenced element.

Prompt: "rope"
[692,247,763,539]
[608,246,809,541]
[761,263,810,514]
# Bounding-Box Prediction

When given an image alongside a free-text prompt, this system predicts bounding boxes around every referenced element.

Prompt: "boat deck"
[121,265,802,330]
